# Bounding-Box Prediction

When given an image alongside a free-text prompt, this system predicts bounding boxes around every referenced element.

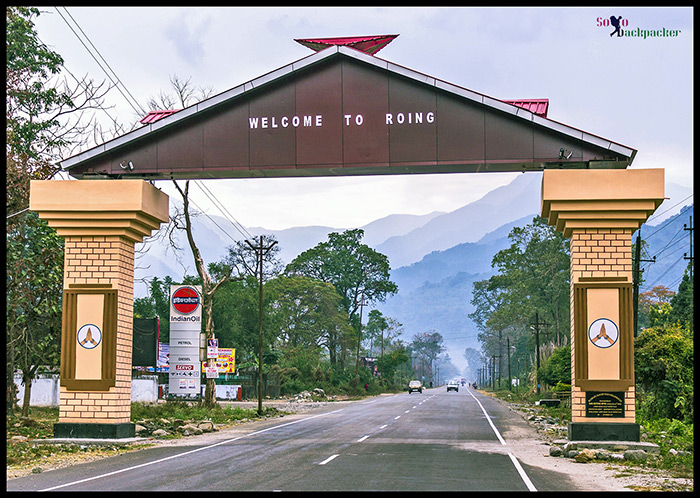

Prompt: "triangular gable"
[63,46,636,180]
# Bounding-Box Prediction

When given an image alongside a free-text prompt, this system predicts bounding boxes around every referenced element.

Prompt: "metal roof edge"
[61,44,635,170]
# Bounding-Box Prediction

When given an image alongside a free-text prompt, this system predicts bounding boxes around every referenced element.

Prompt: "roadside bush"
[537,345,571,389]
[635,323,693,423]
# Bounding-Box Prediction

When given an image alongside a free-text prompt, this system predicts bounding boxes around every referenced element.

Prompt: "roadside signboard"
[168,285,202,398]
[201,348,235,374]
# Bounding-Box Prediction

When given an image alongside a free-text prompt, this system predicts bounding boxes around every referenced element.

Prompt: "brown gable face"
[64,49,634,180]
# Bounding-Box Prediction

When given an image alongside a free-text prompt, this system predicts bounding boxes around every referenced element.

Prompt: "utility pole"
[354,292,367,378]
[633,232,655,337]
[530,312,549,395]
[245,236,277,416]
[684,215,693,280]
[507,337,512,391]
[497,330,503,390]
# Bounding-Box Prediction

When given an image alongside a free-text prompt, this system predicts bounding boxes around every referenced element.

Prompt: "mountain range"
[134,173,692,372]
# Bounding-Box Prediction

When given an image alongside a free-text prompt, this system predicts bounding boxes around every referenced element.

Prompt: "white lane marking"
[379,425,388,429]
[357,435,370,442]
[467,389,506,446]
[38,408,345,491]
[404,410,410,414]
[468,389,537,491]
[318,454,339,465]
[394,415,401,420]
[508,453,537,492]
[412,406,417,409]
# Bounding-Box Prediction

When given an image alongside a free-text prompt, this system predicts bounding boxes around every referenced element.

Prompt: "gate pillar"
[30,180,169,439]
[541,169,664,441]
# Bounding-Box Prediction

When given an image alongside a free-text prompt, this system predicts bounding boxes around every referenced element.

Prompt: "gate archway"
[30,39,663,440]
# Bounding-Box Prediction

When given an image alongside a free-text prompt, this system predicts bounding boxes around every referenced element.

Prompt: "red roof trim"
[295,34,399,55]
[503,99,549,118]
[139,109,180,125]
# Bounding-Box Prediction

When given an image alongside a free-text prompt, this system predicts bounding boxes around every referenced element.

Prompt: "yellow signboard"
[201,348,235,373]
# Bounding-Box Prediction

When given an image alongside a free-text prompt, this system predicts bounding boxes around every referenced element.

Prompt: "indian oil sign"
[169,285,202,398]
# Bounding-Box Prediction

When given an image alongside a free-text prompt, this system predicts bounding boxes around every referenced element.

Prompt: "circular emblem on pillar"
[588,318,619,348]
[171,286,201,315]
[77,324,102,349]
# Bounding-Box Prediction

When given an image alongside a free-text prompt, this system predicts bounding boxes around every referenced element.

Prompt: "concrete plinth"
[53,422,136,439]
[569,422,640,442]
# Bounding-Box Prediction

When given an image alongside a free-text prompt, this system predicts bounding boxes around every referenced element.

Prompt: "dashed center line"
[357,435,370,442]
[318,454,339,465]
[394,415,401,420]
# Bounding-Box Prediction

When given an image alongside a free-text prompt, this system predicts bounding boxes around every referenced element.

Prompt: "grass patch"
[6,402,283,473]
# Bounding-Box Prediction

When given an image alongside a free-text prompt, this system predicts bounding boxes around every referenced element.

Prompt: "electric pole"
[633,232,655,337]
[507,337,512,391]
[245,235,277,415]
[684,215,693,280]
[530,312,549,395]
[355,292,367,378]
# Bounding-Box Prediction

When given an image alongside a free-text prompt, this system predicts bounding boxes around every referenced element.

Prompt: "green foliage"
[635,323,693,422]
[537,345,571,389]
[6,6,71,161]
[470,216,570,365]
[285,228,398,316]
[6,212,64,415]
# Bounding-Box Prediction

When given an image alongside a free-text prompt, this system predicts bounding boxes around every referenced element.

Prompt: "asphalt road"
[7,387,583,491]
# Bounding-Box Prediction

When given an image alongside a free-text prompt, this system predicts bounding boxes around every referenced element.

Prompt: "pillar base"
[54,422,135,439]
[568,422,639,442]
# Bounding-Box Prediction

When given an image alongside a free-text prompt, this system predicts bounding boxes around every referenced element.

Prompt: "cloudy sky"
[33,6,693,230]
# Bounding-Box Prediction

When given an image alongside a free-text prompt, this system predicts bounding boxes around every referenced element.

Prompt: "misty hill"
[636,203,694,292]
[375,172,543,268]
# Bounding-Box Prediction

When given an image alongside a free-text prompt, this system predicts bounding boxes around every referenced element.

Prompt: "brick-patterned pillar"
[541,169,664,442]
[29,180,169,439]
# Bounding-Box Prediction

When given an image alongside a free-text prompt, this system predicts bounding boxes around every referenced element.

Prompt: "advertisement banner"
[201,348,236,374]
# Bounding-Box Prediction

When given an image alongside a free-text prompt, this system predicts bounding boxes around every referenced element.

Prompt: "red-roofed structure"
[295,35,398,55]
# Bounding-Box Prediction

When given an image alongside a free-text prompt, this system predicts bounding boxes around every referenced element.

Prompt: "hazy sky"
[33,6,693,230]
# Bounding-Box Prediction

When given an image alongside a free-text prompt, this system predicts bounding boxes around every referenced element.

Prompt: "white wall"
[13,374,159,406]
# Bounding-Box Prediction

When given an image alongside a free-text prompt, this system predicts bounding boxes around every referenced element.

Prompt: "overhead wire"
[52,6,256,246]
[194,180,255,240]
[54,6,147,118]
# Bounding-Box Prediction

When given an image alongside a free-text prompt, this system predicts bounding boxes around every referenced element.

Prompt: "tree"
[638,285,675,329]
[286,229,398,317]
[410,331,445,383]
[286,229,398,372]
[668,264,693,328]
[489,216,570,346]
[146,74,214,111]
[266,275,351,354]
[6,212,64,416]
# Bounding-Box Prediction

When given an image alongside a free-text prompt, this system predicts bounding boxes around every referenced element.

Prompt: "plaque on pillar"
[60,288,118,391]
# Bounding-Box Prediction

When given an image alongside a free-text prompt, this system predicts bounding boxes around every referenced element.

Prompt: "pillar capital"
[541,169,665,237]
[29,179,169,243]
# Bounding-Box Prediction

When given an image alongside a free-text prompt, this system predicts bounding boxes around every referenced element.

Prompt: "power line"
[641,255,687,292]
[193,180,254,240]
[645,194,694,226]
[54,7,146,117]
